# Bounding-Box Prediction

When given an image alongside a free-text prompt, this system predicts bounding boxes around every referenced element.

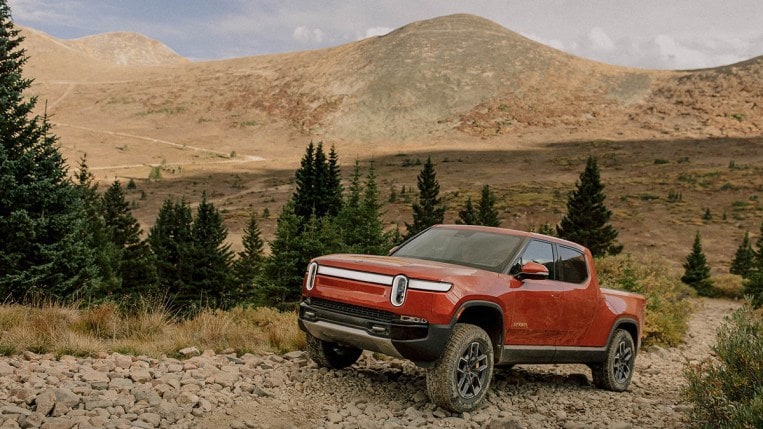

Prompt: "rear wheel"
[591,329,636,391]
[426,323,494,413]
[306,333,362,369]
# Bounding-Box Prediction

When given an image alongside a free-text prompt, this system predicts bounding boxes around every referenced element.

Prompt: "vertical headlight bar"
[390,275,408,307]
[306,262,319,291]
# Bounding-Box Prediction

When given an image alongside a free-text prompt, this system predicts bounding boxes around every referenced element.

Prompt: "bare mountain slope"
[67,31,188,66]
[20,14,762,148]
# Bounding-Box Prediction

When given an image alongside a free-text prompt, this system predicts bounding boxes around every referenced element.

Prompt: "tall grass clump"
[683,305,763,428]
[596,254,694,346]
[0,299,303,358]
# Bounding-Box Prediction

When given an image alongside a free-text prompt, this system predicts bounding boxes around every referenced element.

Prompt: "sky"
[8,0,763,70]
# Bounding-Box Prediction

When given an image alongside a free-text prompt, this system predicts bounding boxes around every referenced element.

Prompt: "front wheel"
[305,333,362,369]
[591,329,636,391]
[426,323,494,413]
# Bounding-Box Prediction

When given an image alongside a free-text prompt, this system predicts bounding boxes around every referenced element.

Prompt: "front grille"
[310,298,395,323]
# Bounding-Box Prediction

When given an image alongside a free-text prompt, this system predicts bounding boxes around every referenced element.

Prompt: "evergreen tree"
[73,156,119,295]
[292,141,342,222]
[233,211,265,302]
[260,201,308,306]
[477,185,501,227]
[361,162,389,255]
[457,197,478,225]
[188,192,234,309]
[756,221,763,272]
[730,231,756,279]
[556,156,622,257]
[681,231,714,296]
[101,180,156,299]
[335,162,388,255]
[325,144,343,217]
[148,198,193,308]
[334,162,365,250]
[0,4,97,301]
[405,157,445,239]
[292,141,316,221]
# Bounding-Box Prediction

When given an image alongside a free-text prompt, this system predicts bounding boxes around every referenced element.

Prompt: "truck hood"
[313,253,491,284]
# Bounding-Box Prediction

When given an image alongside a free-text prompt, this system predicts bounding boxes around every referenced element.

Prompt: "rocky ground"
[0,298,740,429]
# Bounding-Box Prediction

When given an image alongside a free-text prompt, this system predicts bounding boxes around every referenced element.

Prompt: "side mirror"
[515,262,549,281]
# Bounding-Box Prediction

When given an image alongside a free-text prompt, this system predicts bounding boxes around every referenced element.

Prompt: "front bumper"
[298,298,451,366]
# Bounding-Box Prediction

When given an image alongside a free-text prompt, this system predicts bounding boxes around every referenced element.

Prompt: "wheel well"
[615,321,639,352]
[456,305,503,360]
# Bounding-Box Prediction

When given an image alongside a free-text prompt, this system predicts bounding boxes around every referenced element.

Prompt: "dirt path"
[194,297,741,429]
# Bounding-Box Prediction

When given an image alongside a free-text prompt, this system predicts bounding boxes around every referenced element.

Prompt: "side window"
[513,240,556,279]
[558,246,588,284]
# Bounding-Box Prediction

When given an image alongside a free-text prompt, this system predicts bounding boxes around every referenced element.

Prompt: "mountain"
[13,14,763,269]
[19,14,762,147]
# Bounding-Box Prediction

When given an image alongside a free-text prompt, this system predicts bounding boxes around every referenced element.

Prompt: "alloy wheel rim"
[456,341,489,398]
[613,340,633,384]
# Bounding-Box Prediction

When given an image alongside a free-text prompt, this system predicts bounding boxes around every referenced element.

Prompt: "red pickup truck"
[298,225,646,412]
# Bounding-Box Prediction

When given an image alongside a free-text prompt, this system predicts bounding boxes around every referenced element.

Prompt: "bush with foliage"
[683,304,763,428]
[745,273,763,308]
[596,254,694,346]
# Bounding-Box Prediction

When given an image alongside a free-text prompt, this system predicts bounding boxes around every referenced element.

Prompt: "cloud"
[587,27,615,52]
[292,26,324,44]
[364,26,393,38]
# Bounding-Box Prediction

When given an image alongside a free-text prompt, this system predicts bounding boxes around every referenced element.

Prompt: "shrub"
[745,273,763,308]
[596,254,694,346]
[711,274,746,300]
[683,305,763,428]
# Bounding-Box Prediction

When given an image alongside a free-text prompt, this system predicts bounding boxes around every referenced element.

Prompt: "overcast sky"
[8,0,763,70]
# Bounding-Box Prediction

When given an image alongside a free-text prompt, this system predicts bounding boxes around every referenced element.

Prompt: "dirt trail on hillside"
[195,297,740,428]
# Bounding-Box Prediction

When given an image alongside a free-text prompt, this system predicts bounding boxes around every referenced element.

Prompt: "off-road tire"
[591,329,636,391]
[426,323,494,413]
[306,333,362,369]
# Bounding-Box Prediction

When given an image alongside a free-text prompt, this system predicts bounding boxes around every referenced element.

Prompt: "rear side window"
[558,246,588,284]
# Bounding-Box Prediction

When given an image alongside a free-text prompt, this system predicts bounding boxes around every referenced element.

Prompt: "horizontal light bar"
[317,266,392,285]
[316,265,451,292]
[409,279,452,292]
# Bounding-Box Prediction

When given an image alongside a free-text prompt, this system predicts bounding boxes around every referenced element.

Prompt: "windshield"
[391,227,525,273]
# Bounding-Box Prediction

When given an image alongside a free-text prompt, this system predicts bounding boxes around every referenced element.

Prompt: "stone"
[139,413,161,426]
[1,405,32,416]
[178,347,201,357]
[129,368,153,383]
[34,390,56,416]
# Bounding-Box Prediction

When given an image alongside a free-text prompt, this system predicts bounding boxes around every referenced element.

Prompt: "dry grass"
[596,253,696,347]
[0,301,303,358]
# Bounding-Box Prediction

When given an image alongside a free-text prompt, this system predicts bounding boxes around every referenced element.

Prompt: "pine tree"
[260,201,310,306]
[457,197,478,225]
[148,198,194,308]
[730,231,755,279]
[325,144,343,217]
[233,211,265,302]
[477,185,501,227]
[0,4,97,301]
[73,156,119,295]
[405,157,445,239]
[335,162,365,250]
[188,192,234,309]
[292,141,343,222]
[361,162,389,255]
[101,180,156,299]
[556,156,622,257]
[682,231,714,296]
[293,141,317,221]
[756,221,763,272]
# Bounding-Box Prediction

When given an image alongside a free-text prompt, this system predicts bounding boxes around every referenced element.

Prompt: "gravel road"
[0,298,740,429]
